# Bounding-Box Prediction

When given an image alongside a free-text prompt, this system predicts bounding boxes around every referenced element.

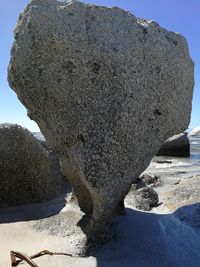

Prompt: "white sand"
[1,191,200,267]
[1,149,200,267]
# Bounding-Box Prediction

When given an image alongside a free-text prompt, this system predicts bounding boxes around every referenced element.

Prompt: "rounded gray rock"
[0,123,62,206]
[8,0,194,240]
[157,132,190,157]
[140,174,159,186]
[126,186,159,211]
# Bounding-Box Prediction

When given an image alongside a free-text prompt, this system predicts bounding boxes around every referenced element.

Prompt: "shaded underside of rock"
[8,0,194,242]
[0,123,62,206]
[157,132,190,157]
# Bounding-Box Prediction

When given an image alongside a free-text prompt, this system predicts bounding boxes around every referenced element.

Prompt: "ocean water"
[190,136,200,159]
[145,136,200,181]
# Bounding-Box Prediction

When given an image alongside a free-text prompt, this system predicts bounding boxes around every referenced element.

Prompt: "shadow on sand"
[0,182,72,223]
[93,204,200,267]
[1,189,200,267]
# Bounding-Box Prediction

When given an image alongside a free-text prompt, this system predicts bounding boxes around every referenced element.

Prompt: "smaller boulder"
[132,174,160,191]
[140,174,159,186]
[157,133,190,157]
[125,186,159,211]
[0,124,63,207]
[189,126,200,137]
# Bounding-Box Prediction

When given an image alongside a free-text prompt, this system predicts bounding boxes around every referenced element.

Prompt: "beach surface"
[1,136,200,267]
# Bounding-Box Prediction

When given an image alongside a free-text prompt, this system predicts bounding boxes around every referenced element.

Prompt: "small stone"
[140,174,159,185]
[126,186,159,211]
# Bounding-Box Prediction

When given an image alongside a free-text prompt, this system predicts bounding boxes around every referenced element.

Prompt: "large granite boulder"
[8,0,194,242]
[157,133,190,157]
[0,124,62,206]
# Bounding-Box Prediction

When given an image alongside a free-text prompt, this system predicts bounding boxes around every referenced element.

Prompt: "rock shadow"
[94,204,200,267]
[0,181,72,223]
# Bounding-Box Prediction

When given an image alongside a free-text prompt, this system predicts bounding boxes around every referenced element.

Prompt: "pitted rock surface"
[8,0,194,238]
[0,124,62,206]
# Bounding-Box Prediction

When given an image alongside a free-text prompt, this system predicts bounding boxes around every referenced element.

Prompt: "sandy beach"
[1,193,200,267]
[1,0,199,266]
[1,135,200,267]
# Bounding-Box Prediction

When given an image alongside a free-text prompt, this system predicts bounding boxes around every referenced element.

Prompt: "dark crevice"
[154,108,162,116]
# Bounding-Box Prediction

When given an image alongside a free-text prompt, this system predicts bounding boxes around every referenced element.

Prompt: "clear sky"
[0,0,199,132]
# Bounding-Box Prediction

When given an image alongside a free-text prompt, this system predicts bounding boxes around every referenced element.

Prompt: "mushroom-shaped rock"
[8,0,194,242]
[0,124,62,206]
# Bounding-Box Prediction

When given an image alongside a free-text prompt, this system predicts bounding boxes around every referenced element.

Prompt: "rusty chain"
[10,250,73,267]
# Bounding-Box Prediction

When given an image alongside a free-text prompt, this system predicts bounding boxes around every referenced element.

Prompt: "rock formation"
[157,133,190,157]
[140,174,159,186]
[8,0,194,243]
[0,124,62,206]
[189,126,200,137]
[162,176,200,212]
[125,186,159,211]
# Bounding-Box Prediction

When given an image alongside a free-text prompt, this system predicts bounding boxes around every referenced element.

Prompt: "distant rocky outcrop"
[189,126,200,137]
[0,124,62,206]
[157,133,190,157]
[8,0,194,245]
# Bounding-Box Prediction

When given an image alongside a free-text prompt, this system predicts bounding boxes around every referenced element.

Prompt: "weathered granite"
[162,176,200,212]
[0,123,62,206]
[125,186,159,211]
[8,0,194,242]
[140,174,159,186]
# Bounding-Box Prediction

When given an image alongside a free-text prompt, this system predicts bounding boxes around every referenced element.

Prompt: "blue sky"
[0,0,199,132]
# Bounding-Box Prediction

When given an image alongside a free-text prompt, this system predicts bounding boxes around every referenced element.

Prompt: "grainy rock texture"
[8,0,194,241]
[162,176,200,212]
[140,174,159,186]
[0,124,62,206]
[157,133,190,157]
[125,186,159,211]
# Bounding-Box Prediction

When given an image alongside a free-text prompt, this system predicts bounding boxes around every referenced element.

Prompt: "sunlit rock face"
[8,0,194,242]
